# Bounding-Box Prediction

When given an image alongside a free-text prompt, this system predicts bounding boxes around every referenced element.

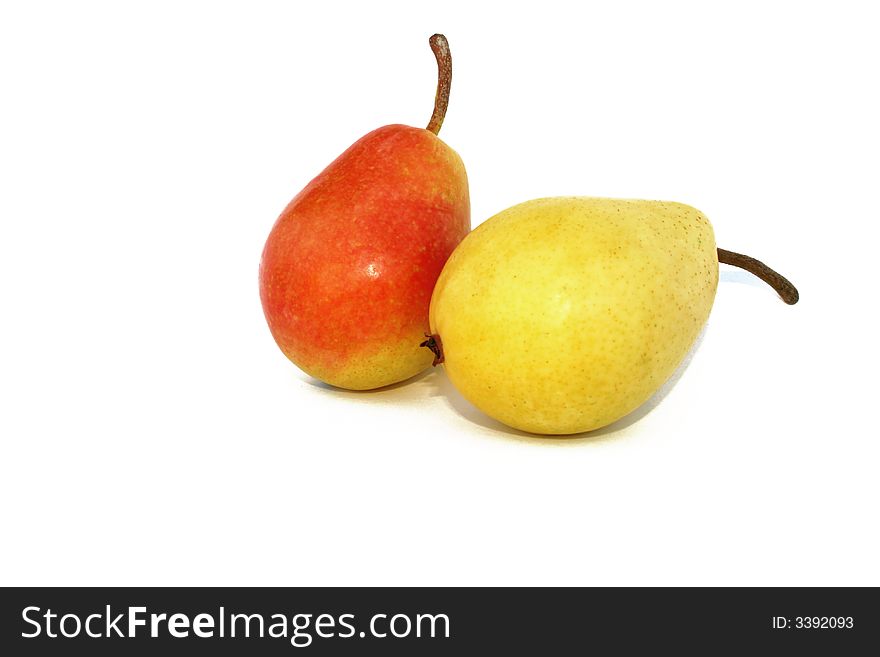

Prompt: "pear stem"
[718,248,799,305]
[426,34,452,135]
[420,334,445,366]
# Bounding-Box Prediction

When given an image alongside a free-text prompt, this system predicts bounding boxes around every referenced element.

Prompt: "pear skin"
[261,124,468,389]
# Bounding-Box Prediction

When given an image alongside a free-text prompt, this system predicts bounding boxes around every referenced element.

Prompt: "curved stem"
[718,248,799,305]
[426,34,452,135]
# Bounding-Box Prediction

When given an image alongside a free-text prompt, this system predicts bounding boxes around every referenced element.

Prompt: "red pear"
[260,35,470,390]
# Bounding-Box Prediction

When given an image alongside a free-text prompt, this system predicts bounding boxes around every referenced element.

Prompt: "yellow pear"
[426,197,798,435]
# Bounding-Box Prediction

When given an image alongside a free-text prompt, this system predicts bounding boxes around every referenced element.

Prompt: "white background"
[1,1,878,586]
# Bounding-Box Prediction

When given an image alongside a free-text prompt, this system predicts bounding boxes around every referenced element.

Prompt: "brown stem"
[426,34,452,135]
[718,248,799,305]
[420,334,444,366]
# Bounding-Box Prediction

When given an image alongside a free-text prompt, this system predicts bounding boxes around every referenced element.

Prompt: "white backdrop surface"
[1,1,877,586]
